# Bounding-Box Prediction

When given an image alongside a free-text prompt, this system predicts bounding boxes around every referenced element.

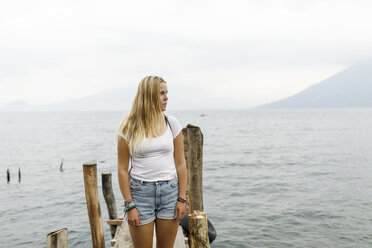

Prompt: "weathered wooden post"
[101,171,118,239]
[60,158,64,172]
[46,228,68,248]
[188,211,210,248]
[183,124,210,248]
[7,168,10,183]
[182,128,191,211]
[18,167,21,182]
[183,124,204,212]
[83,163,105,248]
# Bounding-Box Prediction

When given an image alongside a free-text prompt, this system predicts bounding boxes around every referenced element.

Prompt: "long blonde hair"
[116,76,166,154]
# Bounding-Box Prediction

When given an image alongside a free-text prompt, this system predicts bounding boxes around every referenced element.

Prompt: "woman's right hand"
[127,208,141,226]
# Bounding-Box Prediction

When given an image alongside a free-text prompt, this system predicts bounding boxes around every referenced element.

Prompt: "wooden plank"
[107,219,123,226]
[112,220,187,247]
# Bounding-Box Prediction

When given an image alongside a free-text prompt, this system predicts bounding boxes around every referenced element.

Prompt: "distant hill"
[0,84,238,112]
[256,60,372,108]
[0,87,135,112]
[3,60,371,111]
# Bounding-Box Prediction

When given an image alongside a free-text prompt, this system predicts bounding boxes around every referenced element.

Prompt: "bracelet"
[124,201,136,213]
[177,196,187,204]
[122,199,133,208]
[125,205,136,213]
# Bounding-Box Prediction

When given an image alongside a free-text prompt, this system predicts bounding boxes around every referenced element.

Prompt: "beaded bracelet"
[124,201,136,213]
[122,199,133,208]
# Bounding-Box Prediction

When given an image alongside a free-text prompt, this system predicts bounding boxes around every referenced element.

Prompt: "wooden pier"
[47,124,211,248]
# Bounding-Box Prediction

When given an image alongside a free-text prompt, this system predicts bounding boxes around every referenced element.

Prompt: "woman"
[116,76,187,248]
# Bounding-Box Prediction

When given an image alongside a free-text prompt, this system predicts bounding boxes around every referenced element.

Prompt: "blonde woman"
[116,76,187,248]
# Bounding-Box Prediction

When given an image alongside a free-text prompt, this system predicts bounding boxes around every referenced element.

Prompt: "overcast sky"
[1,0,372,109]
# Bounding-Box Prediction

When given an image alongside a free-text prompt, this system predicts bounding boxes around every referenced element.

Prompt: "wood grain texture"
[83,163,105,248]
[46,228,68,248]
[188,211,210,248]
[182,127,191,212]
[183,124,204,212]
[102,171,118,239]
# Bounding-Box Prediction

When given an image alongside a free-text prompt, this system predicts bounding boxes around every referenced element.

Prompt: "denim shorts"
[125,176,179,225]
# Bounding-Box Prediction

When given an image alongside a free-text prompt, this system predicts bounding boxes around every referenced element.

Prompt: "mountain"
[3,60,371,111]
[256,60,372,109]
[1,100,35,112]
[0,87,135,112]
[0,84,239,112]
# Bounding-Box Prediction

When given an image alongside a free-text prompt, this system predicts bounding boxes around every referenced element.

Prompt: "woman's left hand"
[174,201,187,221]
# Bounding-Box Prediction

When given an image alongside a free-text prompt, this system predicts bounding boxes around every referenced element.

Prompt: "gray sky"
[1,0,372,108]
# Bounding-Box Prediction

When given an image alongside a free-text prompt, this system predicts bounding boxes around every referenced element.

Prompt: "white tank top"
[119,115,182,181]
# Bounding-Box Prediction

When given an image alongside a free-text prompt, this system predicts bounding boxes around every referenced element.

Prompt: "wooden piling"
[18,167,21,182]
[183,124,211,247]
[7,168,10,183]
[182,127,191,211]
[60,158,64,172]
[83,163,105,248]
[188,211,210,248]
[46,228,68,248]
[182,124,204,212]
[101,171,118,239]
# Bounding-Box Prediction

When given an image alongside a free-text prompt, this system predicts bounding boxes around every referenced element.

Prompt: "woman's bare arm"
[173,132,187,221]
[117,137,141,226]
[173,132,187,199]
[117,137,132,201]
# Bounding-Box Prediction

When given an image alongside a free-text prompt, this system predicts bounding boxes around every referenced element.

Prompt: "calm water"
[1,109,372,248]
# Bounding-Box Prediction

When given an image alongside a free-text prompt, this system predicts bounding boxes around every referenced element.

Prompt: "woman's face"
[159,82,168,111]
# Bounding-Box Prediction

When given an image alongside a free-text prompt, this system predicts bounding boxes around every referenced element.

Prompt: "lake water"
[1,109,372,247]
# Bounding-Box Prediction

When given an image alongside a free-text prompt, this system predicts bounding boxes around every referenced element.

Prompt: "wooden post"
[182,127,191,211]
[101,171,118,239]
[183,125,210,247]
[188,211,210,248]
[83,163,105,248]
[46,228,68,248]
[182,124,204,212]
[7,168,10,183]
[60,158,64,172]
[18,167,21,182]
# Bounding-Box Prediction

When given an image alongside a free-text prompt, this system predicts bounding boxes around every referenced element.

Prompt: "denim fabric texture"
[125,176,179,225]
